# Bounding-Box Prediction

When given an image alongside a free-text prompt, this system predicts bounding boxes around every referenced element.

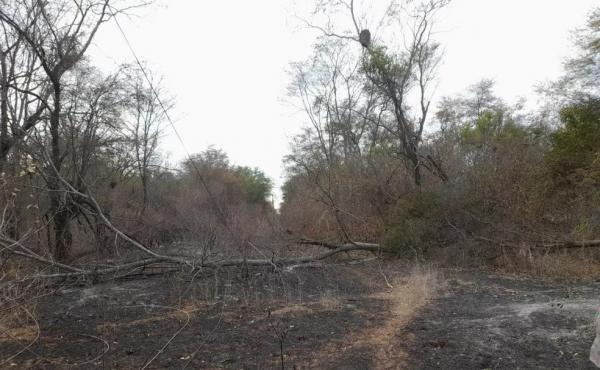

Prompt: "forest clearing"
[1,0,599,368]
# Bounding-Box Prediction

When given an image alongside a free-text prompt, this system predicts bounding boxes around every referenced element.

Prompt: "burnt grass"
[1,262,599,369]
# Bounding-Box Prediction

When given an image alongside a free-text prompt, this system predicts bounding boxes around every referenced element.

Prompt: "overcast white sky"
[90,0,598,204]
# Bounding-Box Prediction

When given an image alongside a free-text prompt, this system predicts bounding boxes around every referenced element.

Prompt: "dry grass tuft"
[270,296,342,316]
[98,302,202,332]
[0,316,37,343]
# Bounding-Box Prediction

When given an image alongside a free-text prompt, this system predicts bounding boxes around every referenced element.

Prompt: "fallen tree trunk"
[297,239,340,250]
[474,235,600,251]
[537,239,600,250]
[297,238,380,250]
[15,242,387,280]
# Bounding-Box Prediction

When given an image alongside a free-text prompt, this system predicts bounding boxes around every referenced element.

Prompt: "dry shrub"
[281,166,385,242]
[374,265,441,316]
[82,160,279,261]
[280,186,351,241]
[383,190,447,259]
[282,155,448,246]
[395,265,441,305]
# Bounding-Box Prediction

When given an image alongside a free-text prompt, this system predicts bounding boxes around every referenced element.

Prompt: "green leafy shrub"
[547,98,600,184]
[383,191,445,258]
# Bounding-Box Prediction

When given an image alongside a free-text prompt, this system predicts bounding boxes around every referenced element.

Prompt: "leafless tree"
[0,0,148,261]
[125,66,171,215]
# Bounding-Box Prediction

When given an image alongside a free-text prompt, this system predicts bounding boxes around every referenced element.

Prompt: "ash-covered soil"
[403,270,599,370]
[1,264,598,369]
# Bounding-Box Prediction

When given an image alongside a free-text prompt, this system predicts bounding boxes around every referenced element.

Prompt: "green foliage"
[362,45,402,80]
[383,191,444,258]
[459,109,527,148]
[281,174,301,205]
[234,166,273,204]
[573,218,593,239]
[499,121,528,140]
[460,110,498,145]
[547,99,600,182]
[182,148,272,204]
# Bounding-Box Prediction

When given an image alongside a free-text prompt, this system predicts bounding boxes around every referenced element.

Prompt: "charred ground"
[1,262,598,369]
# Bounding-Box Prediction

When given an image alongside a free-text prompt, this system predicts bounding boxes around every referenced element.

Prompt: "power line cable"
[108,6,228,225]
[109,8,282,270]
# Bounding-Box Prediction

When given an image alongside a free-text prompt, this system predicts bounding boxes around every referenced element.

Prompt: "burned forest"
[1,0,599,369]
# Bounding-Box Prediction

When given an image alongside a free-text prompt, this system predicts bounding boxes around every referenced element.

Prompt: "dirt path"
[306,267,439,369]
[403,270,599,370]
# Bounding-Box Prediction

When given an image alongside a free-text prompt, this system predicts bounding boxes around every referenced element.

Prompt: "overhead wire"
[108,7,282,269]
[107,6,228,225]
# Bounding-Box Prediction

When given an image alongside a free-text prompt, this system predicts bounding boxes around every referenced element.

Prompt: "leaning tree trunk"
[0,51,19,239]
[413,164,422,187]
[51,203,73,262]
[0,51,8,173]
[140,170,148,216]
[48,83,73,262]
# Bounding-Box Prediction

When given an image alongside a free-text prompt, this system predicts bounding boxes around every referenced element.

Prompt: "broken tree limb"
[0,236,86,274]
